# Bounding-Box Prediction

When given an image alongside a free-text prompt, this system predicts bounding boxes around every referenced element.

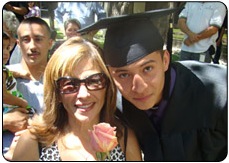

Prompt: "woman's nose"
[76,84,89,98]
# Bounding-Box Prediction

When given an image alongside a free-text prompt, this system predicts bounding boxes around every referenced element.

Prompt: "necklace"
[75,147,94,161]
[58,136,96,161]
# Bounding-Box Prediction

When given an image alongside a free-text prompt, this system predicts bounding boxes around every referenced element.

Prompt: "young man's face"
[108,50,170,110]
[17,23,53,65]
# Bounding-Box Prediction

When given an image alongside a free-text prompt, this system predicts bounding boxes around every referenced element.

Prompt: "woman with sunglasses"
[12,36,142,161]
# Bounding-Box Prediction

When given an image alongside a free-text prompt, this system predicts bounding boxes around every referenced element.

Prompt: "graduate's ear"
[163,50,170,72]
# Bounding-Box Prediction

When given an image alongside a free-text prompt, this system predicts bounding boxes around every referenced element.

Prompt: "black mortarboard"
[79,7,180,67]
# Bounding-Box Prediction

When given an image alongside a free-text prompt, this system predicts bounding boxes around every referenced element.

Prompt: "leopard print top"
[39,143,126,161]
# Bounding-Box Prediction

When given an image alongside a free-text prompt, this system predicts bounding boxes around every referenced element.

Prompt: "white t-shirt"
[179,2,226,53]
[7,64,44,114]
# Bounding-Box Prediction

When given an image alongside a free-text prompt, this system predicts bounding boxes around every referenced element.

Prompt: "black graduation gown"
[122,61,227,161]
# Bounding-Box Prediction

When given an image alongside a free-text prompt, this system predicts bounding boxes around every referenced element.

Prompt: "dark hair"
[3,31,10,40]
[20,17,51,38]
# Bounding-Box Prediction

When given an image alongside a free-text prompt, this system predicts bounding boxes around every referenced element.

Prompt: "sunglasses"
[56,73,108,94]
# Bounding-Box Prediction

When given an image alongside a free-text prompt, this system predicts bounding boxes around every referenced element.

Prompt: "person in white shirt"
[178,2,226,63]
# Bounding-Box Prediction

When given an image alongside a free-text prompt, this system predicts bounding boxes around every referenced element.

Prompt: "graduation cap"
[79,7,180,67]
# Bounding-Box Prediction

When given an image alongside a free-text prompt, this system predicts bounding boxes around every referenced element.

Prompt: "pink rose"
[89,122,118,153]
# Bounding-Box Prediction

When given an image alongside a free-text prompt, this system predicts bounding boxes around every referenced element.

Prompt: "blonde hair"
[30,37,120,146]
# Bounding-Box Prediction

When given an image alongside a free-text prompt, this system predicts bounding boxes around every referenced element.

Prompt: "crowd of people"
[2,2,227,162]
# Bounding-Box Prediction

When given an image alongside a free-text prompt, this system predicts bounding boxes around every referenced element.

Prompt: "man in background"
[178,2,226,63]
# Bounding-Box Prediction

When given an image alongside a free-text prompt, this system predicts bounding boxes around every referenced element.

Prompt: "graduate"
[79,7,227,161]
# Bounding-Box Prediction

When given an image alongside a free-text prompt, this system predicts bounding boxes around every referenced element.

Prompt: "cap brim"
[78,7,180,33]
